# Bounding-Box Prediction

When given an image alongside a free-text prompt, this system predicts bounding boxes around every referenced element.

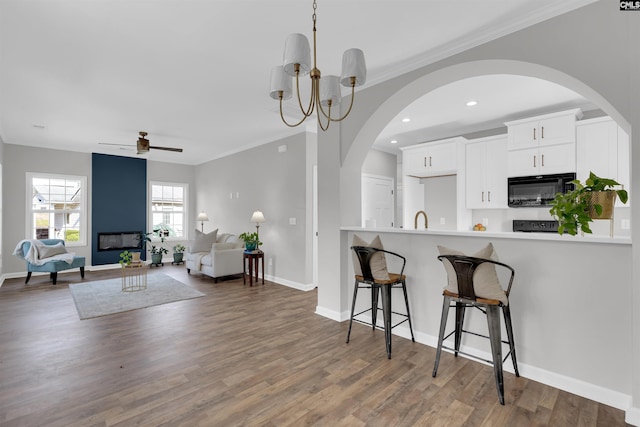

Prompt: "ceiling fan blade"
[149,145,183,152]
[99,142,134,147]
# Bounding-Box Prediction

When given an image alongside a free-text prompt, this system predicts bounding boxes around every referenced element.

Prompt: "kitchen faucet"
[414,210,428,229]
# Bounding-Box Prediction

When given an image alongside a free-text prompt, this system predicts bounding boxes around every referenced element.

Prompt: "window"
[27,173,87,245]
[150,182,188,238]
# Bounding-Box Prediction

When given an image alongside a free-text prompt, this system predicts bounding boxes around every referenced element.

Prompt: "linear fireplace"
[97,231,144,252]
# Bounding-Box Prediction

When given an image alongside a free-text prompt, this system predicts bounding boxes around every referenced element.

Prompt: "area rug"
[68,273,205,320]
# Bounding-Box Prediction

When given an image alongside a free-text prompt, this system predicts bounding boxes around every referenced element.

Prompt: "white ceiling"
[0,0,596,165]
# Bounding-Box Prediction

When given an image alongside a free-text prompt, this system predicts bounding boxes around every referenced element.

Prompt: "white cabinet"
[402,138,460,177]
[507,143,576,177]
[466,136,508,209]
[576,116,630,206]
[506,108,582,177]
[506,108,582,150]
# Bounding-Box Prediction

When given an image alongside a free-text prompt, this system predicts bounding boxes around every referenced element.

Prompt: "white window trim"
[149,180,189,242]
[26,172,88,247]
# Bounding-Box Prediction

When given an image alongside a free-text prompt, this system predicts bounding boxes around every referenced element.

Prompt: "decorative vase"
[245,242,257,252]
[151,253,163,265]
[588,191,616,219]
[173,252,183,263]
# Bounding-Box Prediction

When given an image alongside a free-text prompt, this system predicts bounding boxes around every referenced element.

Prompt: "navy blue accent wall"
[92,153,147,265]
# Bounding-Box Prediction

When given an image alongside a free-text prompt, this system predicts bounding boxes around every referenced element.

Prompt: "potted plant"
[149,245,169,265]
[119,250,133,266]
[172,244,186,263]
[238,231,262,252]
[549,171,628,235]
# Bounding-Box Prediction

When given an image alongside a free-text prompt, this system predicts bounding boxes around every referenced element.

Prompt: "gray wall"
[194,133,308,287]
[3,144,93,274]
[362,149,396,178]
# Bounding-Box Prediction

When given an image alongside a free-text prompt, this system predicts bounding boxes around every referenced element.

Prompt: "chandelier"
[269,0,366,131]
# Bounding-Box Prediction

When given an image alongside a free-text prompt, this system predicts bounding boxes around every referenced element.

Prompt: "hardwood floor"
[0,266,629,426]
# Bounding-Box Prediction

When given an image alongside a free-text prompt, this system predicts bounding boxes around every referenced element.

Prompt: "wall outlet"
[236,192,240,199]
[621,219,630,230]
[278,145,287,153]
[289,217,297,225]
[482,218,489,226]
[440,217,445,225]
[229,192,233,199]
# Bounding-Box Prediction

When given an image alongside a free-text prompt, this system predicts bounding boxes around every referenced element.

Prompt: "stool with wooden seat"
[346,245,415,359]
[432,254,519,405]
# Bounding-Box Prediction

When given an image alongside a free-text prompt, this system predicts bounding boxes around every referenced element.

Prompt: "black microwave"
[508,173,576,207]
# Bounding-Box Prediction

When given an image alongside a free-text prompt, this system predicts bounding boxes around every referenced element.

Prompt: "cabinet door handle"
[424,157,426,167]
[541,126,544,139]
[481,191,484,202]
[488,191,491,202]
[429,156,432,167]
[533,155,536,168]
[541,154,545,167]
[533,128,536,141]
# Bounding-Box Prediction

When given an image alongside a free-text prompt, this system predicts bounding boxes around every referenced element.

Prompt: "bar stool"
[346,245,415,359]
[432,254,519,405]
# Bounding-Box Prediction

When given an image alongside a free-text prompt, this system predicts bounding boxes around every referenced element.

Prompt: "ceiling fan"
[100,131,183,154]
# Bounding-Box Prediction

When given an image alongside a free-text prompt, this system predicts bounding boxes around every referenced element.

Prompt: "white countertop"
[340,226,632,245]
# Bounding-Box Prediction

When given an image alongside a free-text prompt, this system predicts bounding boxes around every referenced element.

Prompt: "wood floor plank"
[0,266,630,426]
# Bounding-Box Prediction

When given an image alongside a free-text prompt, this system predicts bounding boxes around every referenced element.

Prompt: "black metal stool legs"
[401,280,415,342]
[503,305,520,377]
[486,305,505,405]
[432,295,451,377]
[346,279,360,343]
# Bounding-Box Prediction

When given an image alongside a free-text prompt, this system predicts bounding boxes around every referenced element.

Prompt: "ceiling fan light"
[283,33,311,76]
[340,48,366,87]
[319,75,342,107]
[269,66,292,100]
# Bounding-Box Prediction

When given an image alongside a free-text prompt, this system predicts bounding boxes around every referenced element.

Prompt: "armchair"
[16,239,85,285]
[185,233,245,282]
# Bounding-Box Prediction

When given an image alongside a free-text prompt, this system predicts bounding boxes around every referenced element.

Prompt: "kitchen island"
[337,226,632,411]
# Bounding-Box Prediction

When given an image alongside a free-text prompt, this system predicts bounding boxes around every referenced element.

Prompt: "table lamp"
[251,210,266,250]
[197,211,209,232]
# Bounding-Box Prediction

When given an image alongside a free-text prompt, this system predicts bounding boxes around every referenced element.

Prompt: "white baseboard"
[263,274,315,291]
[314,306,633,412]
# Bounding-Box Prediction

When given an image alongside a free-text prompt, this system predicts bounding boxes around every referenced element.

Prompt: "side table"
[121,261,147,292]
[243,250,264,286]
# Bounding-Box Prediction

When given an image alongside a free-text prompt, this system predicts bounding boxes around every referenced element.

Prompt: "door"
[361,174,394,228]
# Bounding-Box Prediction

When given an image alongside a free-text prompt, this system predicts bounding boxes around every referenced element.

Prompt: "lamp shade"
[340,48,366,87]
[196,211,209,222]
[319,75,342,108]
[283,33,311,76]
[251,210,266,223]
[269,66,292,100]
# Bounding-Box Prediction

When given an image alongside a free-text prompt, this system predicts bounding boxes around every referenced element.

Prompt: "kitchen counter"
[335,227,633,410]
[340,226,631,245]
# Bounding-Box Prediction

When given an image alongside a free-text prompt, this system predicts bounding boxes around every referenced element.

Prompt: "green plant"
[119,250,132,265]
[173,244,186,254]
[147,233,169,255]
[238,231,262,247]
[549,171,628,235]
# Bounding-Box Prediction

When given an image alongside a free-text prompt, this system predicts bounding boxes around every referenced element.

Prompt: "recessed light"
[401,118,411,123]
[466,100,478,107]
[390,140,398,144]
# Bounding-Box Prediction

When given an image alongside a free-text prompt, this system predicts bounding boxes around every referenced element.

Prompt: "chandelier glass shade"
[269,0,366,131]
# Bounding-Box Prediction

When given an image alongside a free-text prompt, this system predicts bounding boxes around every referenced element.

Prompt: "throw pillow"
[38,242,68,259]
[437,243,508,305]
[351,234,390,281]
[191,229,218,253]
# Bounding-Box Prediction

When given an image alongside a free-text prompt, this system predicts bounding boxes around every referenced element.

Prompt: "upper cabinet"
[506,108,583,177]
[576,116,630,206]
[465,135,508,209]
[401,137,462,178]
